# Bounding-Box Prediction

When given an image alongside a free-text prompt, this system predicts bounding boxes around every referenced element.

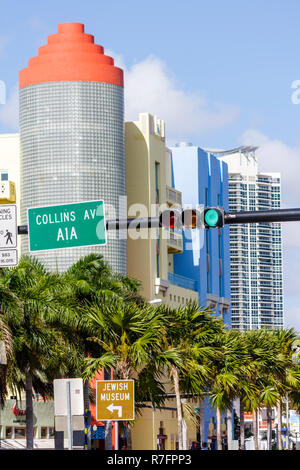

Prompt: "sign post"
[96,379,135,450]
[53,378,84,450]
[66,381,73,451]
[0,204,18,267]
[28,200,106,252]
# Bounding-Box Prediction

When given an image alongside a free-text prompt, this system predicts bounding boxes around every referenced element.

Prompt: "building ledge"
[206,294,231,312]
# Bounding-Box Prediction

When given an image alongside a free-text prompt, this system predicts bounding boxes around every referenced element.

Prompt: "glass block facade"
[20,81,126,274]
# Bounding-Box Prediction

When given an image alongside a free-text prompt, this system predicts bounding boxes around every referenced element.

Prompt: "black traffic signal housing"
[181,208,202,229]
[203,207,224,228]
[159,209,182,229]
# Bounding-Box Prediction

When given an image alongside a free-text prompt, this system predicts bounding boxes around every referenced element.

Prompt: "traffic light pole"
[17,207,300,235]
[18,217,161,234]
[106,208,300,230]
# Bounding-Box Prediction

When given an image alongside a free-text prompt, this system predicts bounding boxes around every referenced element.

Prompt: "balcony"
[166,230,183,253]
[168,272,198,292]
[166,186,182,207]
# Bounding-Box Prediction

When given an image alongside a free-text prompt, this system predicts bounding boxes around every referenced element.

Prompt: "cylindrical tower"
[19,23,126,273]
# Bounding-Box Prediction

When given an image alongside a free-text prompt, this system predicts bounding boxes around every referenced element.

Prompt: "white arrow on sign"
[107,403,122,417]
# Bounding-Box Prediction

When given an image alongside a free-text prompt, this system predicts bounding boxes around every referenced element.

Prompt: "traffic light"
[203,207,224,228]
[159,208,203,229]
[159,207,224,229]
[181,209,202,229]
[159,209,182,229]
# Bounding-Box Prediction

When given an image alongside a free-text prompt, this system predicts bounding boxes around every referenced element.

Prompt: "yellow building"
[126,113,198,308]
[125,113,199,450]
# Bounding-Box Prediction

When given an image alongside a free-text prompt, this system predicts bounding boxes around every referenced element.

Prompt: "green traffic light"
[204,209,219,227]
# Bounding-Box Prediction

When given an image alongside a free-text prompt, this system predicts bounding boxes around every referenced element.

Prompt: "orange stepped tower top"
[19,22,123,88]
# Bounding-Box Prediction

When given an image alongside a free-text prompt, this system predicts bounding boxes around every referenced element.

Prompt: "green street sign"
[28,200,106,252]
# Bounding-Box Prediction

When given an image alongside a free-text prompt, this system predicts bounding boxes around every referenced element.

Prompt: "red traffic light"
[159,209,181,229]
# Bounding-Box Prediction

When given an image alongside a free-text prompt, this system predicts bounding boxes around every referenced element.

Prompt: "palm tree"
[0,268,21,406]
[82,297,172,449]
[241,328,299,451]
[62,254,146,449]
[271,328,300,450]
[242,329,276,450]
[158,302,222,450]
[209,329,250,451]
[0,255,82,449]
[62,253,143,305]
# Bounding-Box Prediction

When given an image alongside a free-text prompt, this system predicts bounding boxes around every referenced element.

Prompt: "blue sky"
[0,0,300,330]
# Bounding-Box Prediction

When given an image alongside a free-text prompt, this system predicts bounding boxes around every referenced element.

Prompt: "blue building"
[170,143,232,447]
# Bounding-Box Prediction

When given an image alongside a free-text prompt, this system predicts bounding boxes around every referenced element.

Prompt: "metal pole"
[182,398,187,450]
[17,207,300,235]
[66,381,72,450]
[115,421,119,450]
[224,208,300,225]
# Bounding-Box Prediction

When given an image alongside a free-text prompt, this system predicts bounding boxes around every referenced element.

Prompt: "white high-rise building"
[214,146,284,330]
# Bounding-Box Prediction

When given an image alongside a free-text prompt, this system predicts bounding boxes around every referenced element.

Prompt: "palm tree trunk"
[239,400,245,450]
[105,421,113,450]
[226,406,233,450]
[277,401,283,450]
[199,398,205,448]
[126,424,133,450]
[267,406,272,450]
[25,373,34,450]
[216,407,222,450]
[253,409,259,450]
[171,365,183,450]
[104,368,113,450]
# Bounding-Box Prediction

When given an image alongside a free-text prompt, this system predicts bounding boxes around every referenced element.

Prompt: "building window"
[15,427,26,439]
[155,162,160,204]
[1,171,8,181]
[5,427,13,438]
[41,427,55,439]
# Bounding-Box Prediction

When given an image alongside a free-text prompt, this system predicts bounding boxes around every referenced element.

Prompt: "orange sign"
[96,380,135,421]
[244,412,253,421]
